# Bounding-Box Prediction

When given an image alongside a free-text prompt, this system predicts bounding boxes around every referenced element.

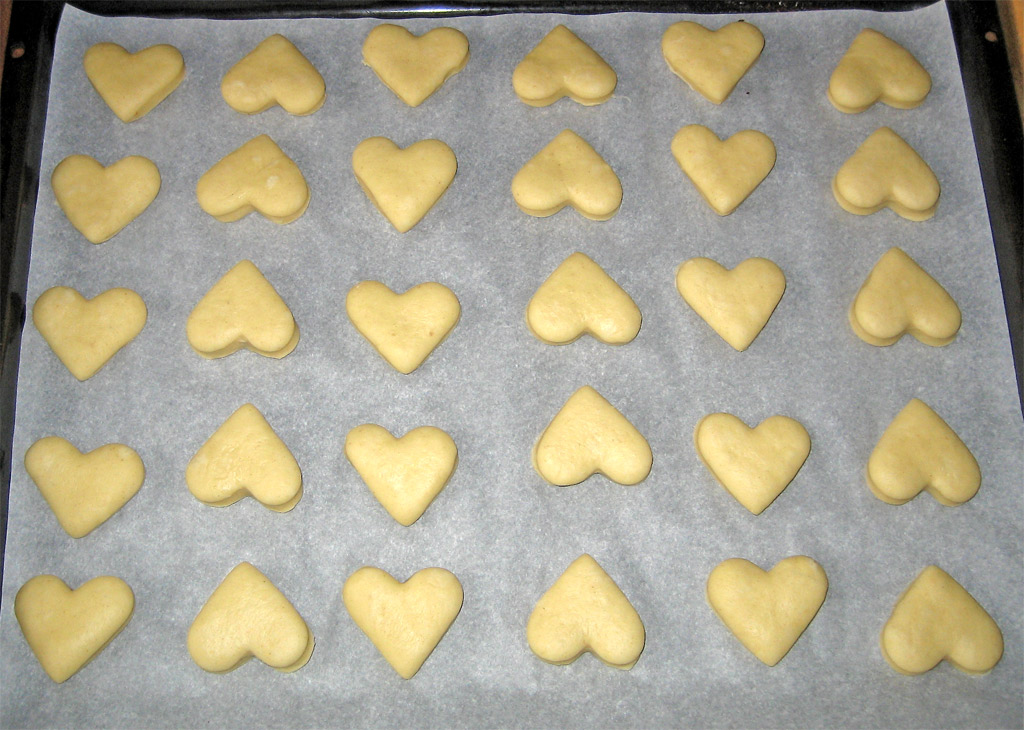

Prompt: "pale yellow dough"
[671,125,776,215]
[533,385,651,487]
[832,126,939,221]
[675,257,786,351]
[511,130,622,221]
[24,436,144,538]
[512,25,616,107]
[83,42,184,122]
[881,566,1002,675]
[196,134,310,224]
[343,566,463,679]
[352,137,457,233]
[661,20,764,104]
[526,554,645,670]
[188,562,314,674]
[346,280,460,374]
[15,575,134,683]
[707,556,827,666]
[828,29,931,113]
[850,247,960,347]
[186,260,299,359]
[221,34,326,115]
[694,413,810,515]
[52,155,161,243]
[187,403,302,512]
[867,398,980,506]
[362,25,469,107]
[33,286,147,381]
[527,252,640,345]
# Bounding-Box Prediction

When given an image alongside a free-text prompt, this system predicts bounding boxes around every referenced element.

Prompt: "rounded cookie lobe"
[83,42,185,122]
[512,25,617,106]
[827,28,931,113]
[221,34,326,116]
[362,25,469,107]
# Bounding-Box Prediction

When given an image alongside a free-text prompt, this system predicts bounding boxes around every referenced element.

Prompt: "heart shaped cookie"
[707,556,828,666]
[15,574,134,683]
[527,554,645,669]
[196,135,309,224]
[671,125,776,215]
[676,257,786,351]
[33,286,147,380]
[512,25,616,107]
[344,424,458,525]
[52,154,161,243]
[694,413,810,515]
[186,260,299,359]
[828,29,931,113]
[221,34,325,115]
[83,42,185,122]
[527,252,640,345]
[352,137,457,233]
[343,566,463,679]
[346,280,460,374]
[363,24,469,107]
[511,130,622,221]
[533,385,651,486]
[24,436,144,538]
[881,565,1002,675]
[850,247,960,347]
[832,127,939,221]
[188,562,314,673]
[867,398,980,506]
[661,20,764,104]
[187,403,302,512]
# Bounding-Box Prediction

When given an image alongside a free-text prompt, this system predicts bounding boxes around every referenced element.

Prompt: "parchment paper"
[1,3,1022,728]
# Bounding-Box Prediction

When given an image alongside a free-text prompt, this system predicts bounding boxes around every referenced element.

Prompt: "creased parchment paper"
[1,3,1021,728]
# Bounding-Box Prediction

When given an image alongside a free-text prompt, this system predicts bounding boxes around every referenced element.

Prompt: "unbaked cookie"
[511,130,621,221]
[362,24,469,107]
[828,29,931,113]
[343,566,463,679]
[83,42,184,122]
[33,286,147,381]
[221,34,325,115]
[527,554,645,670]
[512,25,616,106]
[24,436,144,538]
[188,562,314,673]
[661,20,764,104]
[671,125,776,215]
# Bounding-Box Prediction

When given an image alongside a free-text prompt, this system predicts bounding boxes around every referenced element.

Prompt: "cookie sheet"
[1,3,1022,728]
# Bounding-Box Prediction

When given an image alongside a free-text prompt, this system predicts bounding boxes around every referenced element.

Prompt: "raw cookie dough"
[675,257,786,351]
[661,20,764,104]
[511,130,622,221]
[351,137,457,233]
[346,280,460,374]
[850,247,960,347]
[221,34,325,115]
[362,24,469,107]
[533,385,652,487]
[694,413,810,515]
[188,562,314,674]
[15,575,134,683]
[24,436,144,538]
[832,126,939,221]
[52,154,161,243]
[881,565,1002,675]
[867,398,980,506]
[186,260,299,359]
[33,286,147,381]
[344,424,457,526]
[707,556,828,666]
[512,25,616,106]
[343,566,463,679]
[527,252,641,345]
[83,42,184,122]
[187,403,302,512]
[671,125,776,215]
[526,554,645,670]
[196,134,310,224]
[828,28,931,113]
